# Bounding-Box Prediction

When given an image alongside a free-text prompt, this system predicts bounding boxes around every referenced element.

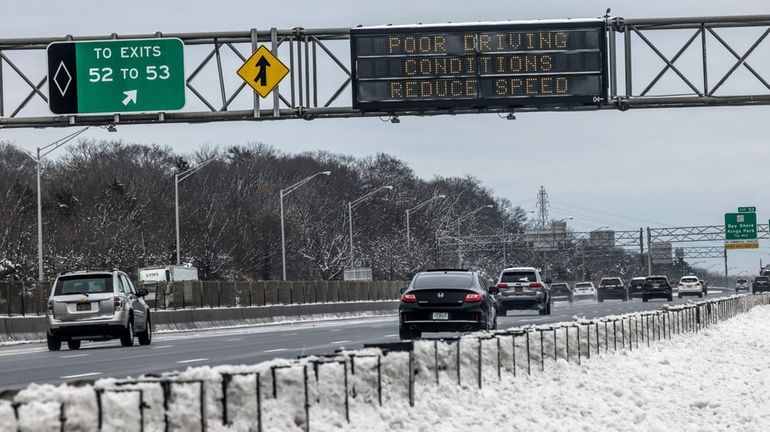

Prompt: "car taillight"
[496,283,507,289]
[695,282,701,286]
[401,293,417,303]
[47,300,54,313]
[528,282,543,289]
[678,283,683,287]
[114,297,125,311]
[464,293,482,303]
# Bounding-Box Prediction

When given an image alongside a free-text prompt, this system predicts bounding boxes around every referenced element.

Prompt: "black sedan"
[399,270,498,340]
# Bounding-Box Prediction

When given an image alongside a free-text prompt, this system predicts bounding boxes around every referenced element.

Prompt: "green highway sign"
[725,212,758,249]
[47,38,185,115]
[738,206,756,213]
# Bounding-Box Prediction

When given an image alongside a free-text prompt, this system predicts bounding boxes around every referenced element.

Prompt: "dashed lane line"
[263,348,288,353]
[59,354,88,359]
[60,372,102,379]
[177,358,208,364]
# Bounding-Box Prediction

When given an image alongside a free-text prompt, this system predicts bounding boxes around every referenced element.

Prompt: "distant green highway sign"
[47,38,185,115]
[738,206,756,213]
[725,211,758,249]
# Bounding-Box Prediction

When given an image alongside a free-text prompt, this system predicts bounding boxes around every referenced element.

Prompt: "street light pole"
[406,194,446,249]
[456,204,493,267]
[175,157,216,265]
[12,128,90,281]
[347,185,394,268]
[279,171,331,280]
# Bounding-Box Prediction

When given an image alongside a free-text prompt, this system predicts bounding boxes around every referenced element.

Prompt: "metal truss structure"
[438,229,643,252]
[648,224,770,243]
[2,14,770,128]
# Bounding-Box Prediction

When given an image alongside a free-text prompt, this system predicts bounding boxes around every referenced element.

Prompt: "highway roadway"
[0,290,728,390]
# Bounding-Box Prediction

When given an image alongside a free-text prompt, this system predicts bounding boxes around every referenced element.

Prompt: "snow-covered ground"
[334,305,770,431]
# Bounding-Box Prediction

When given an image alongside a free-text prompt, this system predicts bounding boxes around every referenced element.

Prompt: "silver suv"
[46,270,152,351]
[494,267,551,315]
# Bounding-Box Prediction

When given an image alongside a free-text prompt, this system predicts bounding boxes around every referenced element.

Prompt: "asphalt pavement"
[0,290,727,390]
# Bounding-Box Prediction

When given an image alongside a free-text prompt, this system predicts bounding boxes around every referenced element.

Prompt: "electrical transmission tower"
[536,185,549,229]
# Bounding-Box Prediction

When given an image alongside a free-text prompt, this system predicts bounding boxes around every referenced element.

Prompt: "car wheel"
[569,297,574,304]
[399,327,414,340]
[67,340,81,350]
[47,333,61,352]
[598,296,604,303]
[678,294,682,299]
[138,317,152,346]
[546,302,552,315]
[642,296,648,303]
[120,319,135,347]
[497,306,506,316]
[668,294,673,302]
[698,293,703,298]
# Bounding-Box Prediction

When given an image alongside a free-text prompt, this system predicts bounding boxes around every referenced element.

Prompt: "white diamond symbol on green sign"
[53,61,72,96]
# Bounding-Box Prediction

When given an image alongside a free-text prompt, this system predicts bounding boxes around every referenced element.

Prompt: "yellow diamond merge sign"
[237,45,289,98]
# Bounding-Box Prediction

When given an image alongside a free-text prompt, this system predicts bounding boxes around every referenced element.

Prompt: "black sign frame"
[350,20,609,112]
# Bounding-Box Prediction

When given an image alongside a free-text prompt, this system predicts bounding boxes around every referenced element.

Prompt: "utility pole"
[724,248,728,289]
[536,185,549,230]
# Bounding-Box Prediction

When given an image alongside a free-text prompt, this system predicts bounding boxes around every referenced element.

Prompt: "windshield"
[645,277,668,285]
[575,283,592,288]
[737,279,748,283]
[413,273,474,289]
[681,277,699,283]
[54,275,113,295]
[500,271,537,283]
[600,278,622,286]
[755,277,769,282]
[630,279,645,287]
[551,283,568,289]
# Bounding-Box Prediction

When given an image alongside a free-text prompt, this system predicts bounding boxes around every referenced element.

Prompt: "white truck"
[138,265,199,284]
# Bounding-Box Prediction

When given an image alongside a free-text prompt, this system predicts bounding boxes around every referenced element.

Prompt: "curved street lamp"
[347,185,394,268]
[406,194,446,249]
[280,171,332,280]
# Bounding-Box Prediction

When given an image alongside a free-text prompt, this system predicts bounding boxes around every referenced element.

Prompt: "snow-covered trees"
[0,140,526,281]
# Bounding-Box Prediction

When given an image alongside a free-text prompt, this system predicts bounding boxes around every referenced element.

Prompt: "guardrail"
[0,280,406,316]
[1,293,767,431]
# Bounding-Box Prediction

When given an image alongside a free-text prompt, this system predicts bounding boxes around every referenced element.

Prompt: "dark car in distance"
[628,277,646,299]
[549,282,573,303]
[752,276,770,293]
[642,275,673,302]
[399,270,498,340]
[597,277,628,302]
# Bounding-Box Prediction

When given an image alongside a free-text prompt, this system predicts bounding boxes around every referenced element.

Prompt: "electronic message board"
[350,20,607,112]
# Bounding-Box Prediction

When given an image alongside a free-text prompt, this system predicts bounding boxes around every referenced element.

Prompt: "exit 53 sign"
[47,38,185,115]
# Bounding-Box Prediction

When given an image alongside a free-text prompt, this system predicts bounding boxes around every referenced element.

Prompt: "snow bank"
[4,294,768,431]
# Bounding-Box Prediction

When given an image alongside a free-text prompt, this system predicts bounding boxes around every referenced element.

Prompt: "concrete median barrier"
[0,300,400,343]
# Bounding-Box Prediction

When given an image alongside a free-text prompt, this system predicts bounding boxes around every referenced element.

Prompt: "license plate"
[432,312,449,320]
[515,287,523,293]
[76,303,91,311]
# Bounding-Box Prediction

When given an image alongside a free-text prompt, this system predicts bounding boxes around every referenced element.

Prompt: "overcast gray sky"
[2,0,769,275]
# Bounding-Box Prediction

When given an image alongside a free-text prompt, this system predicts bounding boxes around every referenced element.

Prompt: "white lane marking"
[0,350,47,358]
[329,329,343,332]
[177,358,208,364]
[151,345,173,349]
[283,332,298,336]
[60,372,102,379]
[521,317,549,322]
[384,334,398,338]
[225,338,243,342]
[331,340,351,345]
[264,348,288,353]
[60,354,88,359]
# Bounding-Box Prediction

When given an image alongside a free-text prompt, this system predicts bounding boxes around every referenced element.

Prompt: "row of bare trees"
[0,140,530,281]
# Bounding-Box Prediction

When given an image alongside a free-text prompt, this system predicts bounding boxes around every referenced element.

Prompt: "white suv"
[47,270,152,351]
[677,276,704,298]
[573,282,597,301]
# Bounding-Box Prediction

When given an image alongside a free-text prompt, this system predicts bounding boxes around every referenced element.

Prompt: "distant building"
[525,221,569,251]
[589,229,615,248]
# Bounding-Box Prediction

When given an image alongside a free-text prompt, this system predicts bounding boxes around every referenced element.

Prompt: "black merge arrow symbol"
[255,55,270,86]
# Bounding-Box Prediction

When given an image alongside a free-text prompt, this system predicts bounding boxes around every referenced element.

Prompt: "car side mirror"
[137,288,149,297]
[399,287,408,294]
[488,286,500,295]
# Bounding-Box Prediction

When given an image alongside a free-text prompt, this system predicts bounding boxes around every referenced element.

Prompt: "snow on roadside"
[314,305,770,432]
